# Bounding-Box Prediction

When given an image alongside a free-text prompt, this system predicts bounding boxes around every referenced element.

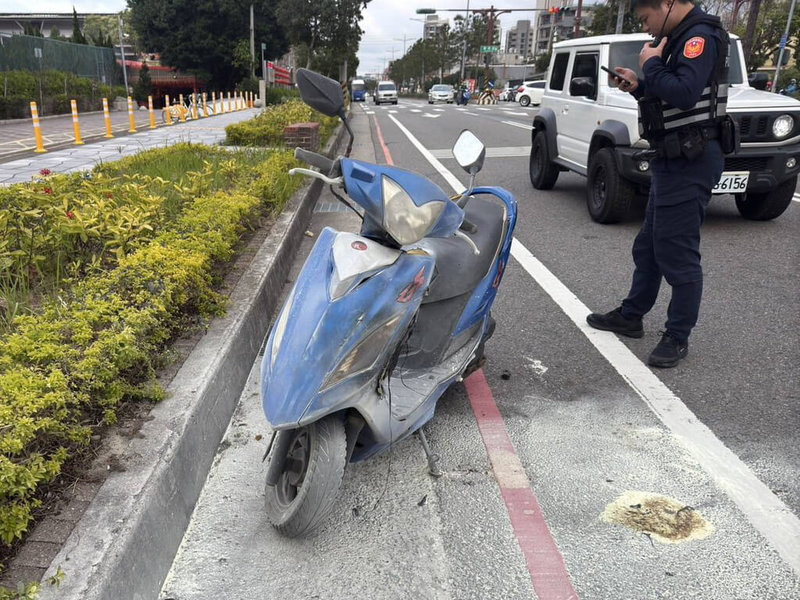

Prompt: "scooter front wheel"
[264,415,347,537]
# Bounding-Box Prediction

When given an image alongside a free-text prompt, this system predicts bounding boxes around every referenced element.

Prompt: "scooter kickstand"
[417,429,443,478]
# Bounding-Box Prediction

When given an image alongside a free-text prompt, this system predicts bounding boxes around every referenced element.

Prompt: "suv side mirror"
[570,76,596,99]
[296,68,345,118]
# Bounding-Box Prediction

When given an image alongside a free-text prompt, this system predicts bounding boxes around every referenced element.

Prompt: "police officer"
[586,0,730,367]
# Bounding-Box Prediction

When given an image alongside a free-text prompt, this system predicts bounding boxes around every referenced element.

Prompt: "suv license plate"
[713,171,749,194]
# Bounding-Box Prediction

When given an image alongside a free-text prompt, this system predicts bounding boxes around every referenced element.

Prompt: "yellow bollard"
[102,97,114,138]
[202,92,208,118]
[70,99,84,145]
[223,92,228,114]
[211,91,217,115]
[30,101,47,153]
[148,96,157,129]
[178,94,187,122]
[192,92,198,120]
[164,94,173,125]
[127,96,137,133]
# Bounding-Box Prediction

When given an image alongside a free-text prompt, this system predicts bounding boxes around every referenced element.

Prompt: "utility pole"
[774,0,797,92]
[574,0,583,37]
[394,34,415,89]
[118,14,128,94]
[460,0,471,83]
[250,4,255,79]
[615,0,626,34]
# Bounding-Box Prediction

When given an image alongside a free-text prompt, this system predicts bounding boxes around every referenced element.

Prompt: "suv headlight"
[773,114,794,139]
[382,175,445,245]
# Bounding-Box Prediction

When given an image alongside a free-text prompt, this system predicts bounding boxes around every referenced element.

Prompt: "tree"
[133,60,153,103]
[276,0,371,78]
[84,14,124,48]
[71,7,87,44]
[535,51,552,73]
[735,0,800,70]
[129,0,287,88]
[49,26,67,41]
[22,23,43,37]
[589,0,640,36]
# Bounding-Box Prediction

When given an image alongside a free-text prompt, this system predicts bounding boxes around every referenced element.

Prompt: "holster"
[638,96,665,140]
[719,115,739,154]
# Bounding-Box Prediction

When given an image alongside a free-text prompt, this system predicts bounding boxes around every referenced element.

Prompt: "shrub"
[0,146,302,550]
[224,99,338,147]
[265,87,300,105]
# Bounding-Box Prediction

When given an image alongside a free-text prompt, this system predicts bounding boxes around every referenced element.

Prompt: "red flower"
[105,192,114,199]
[43,187,53,195]
[40,168,51,176]
[66,211,75,220]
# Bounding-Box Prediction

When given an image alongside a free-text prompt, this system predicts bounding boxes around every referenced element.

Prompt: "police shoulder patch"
[683,36,705,59]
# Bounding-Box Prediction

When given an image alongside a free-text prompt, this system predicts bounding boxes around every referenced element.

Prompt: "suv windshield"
[378,83,396,91]
[608,40,743,85]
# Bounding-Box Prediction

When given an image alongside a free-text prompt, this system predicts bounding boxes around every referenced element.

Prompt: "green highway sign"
[480,45,499,53]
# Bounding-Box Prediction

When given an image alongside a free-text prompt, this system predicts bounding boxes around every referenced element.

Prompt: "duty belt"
[634,123,719,160]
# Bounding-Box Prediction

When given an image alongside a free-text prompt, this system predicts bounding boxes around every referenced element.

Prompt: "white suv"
[529,33,800,223]
[374,81,398,105]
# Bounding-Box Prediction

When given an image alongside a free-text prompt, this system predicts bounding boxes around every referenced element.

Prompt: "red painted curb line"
[372,115,394,166]
[465,369,580,600]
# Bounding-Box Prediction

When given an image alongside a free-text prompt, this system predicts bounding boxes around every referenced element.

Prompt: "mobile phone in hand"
[600,65,632,85]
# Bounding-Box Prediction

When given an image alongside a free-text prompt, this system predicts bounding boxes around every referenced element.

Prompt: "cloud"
[4,1,126,11]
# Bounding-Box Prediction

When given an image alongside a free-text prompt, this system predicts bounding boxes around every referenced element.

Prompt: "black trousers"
[621,140,724,342]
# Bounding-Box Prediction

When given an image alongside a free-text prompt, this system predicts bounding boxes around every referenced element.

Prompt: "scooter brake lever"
[454,230,480,255]
[288,168,344,186]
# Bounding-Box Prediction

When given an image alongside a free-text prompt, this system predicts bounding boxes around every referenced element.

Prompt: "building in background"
[534,2,594,57]
[422,14,449,40]
[0,12,114,38]
[504,20,533,60]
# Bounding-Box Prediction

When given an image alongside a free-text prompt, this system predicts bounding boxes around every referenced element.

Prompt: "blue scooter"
[261,68,518,536]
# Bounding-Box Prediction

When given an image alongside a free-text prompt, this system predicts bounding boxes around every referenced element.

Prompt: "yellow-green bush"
[0,148,301,551]
[224,99,339,147]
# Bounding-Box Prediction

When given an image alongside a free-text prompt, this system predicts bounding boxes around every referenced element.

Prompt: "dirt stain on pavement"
[602,490,714,544]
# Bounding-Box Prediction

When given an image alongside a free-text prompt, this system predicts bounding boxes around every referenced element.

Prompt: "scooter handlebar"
[295,147,336,176]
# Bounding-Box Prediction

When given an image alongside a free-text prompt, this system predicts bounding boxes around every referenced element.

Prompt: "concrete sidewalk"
[0,108,259,185]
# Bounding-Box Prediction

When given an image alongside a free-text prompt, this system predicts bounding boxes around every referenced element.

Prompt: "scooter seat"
[417,197,506,304]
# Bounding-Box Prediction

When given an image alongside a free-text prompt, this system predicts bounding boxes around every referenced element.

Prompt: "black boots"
[647,331,688,368]
[586,307,644,338]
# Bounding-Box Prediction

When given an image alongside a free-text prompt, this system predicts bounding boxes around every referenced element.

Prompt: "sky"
[7,0,579,75]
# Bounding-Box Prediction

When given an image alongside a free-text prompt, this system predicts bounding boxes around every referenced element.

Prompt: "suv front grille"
[724,156,769,171]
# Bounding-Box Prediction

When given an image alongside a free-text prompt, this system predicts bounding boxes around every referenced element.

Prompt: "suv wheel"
[586,147,636,224]
[529,131,560,190]
[519,95,531,107]
[735,175,796,220]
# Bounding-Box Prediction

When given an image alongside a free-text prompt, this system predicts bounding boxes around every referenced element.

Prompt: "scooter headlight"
[382,175,445,245]
[322,314,403,390]
[270,288,295,367]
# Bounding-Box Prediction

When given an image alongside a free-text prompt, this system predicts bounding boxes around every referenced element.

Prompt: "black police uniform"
[619,7,728,344]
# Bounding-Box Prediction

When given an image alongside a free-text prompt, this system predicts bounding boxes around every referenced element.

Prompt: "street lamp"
[117,13,128,94]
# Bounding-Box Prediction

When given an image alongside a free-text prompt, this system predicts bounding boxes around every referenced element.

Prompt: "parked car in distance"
[517,80,546,107]
[500,86,517,101]
[428,84,455,104]
[374,81,398,105]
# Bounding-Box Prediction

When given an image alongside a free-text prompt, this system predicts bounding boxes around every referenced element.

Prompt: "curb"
[38,121,348,600]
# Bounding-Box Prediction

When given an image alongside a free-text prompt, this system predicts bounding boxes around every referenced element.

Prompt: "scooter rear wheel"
[264,415,347,537]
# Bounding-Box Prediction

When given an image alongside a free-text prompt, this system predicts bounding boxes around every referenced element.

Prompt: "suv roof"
[553,32,741,49]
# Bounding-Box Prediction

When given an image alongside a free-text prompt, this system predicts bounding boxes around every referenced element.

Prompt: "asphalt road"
[161,99,800,599]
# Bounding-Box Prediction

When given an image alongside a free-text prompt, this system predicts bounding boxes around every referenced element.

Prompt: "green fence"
[0,34,121,85]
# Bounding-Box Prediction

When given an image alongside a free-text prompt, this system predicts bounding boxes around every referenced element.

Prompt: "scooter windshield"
[341,158,464,245]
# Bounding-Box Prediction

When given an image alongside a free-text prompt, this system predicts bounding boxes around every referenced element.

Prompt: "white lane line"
[503,111,528,116]
[365,111,375,115]
[792,192,800,203]
[430,146,530,159]
[387,112,800,577]
[502,120,533,131]
[410,109,422,113]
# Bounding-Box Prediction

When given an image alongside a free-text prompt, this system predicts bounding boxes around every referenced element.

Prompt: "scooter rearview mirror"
[452,130,485,174]
[295,68,345,118]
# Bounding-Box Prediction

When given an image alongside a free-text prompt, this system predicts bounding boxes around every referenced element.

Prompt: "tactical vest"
[639,13,730,139]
